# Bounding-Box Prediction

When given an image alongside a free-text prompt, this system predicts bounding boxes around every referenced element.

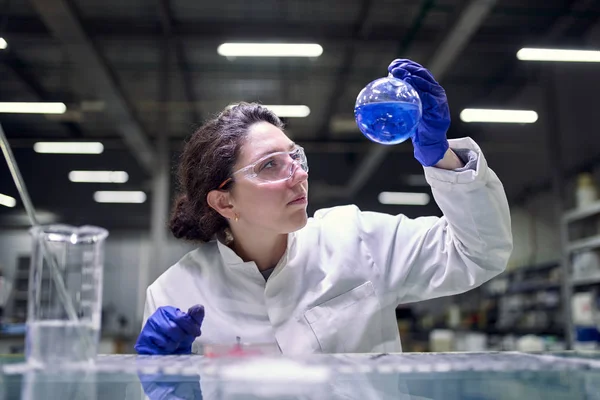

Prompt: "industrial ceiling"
[1,0,599,229]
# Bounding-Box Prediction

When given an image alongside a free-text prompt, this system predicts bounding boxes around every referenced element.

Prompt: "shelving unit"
[5,256,31,323]
[560,199,600,349]
[480,261,564,339]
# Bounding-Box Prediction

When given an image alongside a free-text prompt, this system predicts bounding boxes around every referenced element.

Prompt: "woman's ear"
[207,190,235,220]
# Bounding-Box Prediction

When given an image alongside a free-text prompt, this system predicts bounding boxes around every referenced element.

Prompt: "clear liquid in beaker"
[27,225,108,366]
[26,320,99,365]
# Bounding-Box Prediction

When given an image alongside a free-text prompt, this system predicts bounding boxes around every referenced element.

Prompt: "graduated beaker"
[26,225,108,365]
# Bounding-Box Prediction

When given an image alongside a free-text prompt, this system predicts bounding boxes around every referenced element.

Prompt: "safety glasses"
[218,146,308,189]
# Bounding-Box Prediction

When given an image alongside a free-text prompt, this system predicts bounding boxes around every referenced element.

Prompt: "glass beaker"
[26,225,108,366]
[354,75,422,145]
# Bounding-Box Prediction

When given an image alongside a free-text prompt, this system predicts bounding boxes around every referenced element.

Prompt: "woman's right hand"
[134,305,205,355]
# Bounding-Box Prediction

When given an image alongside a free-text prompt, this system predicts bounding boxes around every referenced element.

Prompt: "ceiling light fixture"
[218,43,323,57]
[0,193,16,208]
[34,142,104,154]
[378,192,430,206]
[69,171,129,183]
[517,48,600,62]
[0,102,66,114]
[460,109,538,123]
[226,104,310,118]
[264,105,311,118]
[93,191,146,204]
[0,38,7,50]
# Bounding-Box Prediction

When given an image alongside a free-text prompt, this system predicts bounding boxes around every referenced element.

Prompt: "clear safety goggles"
[218,146,308,189]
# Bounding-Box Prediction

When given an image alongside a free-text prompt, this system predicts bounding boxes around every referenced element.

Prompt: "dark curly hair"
[169,102,285,242]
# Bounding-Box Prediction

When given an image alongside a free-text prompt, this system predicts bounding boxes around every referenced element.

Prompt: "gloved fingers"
[158,307,194,340]
[389,59,436,84]
[394,63,438,85]
[135,306,203,355]
[403,76,445,98]
[135,329,179,354]
[174,317,201,338]
[388,68,409,80]
[149,334,180,354]
[402,74,440,93]
[412,90,445,113]
[171,310,203,338]
[387,58,423,74]
[173,337,195,354]
[148,315,185,352]
[402,75,433,93]
[169,305,204,339]
[187,304,205,326]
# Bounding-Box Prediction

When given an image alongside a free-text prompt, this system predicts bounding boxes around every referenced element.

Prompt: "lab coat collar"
[216,231,297,268]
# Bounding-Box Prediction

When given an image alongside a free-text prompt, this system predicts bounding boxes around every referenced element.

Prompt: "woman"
[134,59,512,355]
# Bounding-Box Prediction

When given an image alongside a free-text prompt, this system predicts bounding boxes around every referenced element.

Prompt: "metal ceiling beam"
[3,15,441,43]
[156,0,201,123]
[471,0,600,106]
[509,6,600,205]
[545,0,599,39]
[428,0,497,81]
[318,0,375,139]
[0,52,83,138]
[9,61,523,83]
[8,137,535,155]
[5,7,600,38]
[29,0,156,175]
[343,0,497,199]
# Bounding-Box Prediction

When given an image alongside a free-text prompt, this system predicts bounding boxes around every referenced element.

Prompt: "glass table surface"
[2,351,600,399]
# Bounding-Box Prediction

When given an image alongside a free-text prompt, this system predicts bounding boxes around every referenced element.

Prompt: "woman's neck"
[229,228,288,271]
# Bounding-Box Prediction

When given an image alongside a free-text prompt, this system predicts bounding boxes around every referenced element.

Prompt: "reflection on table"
[2,352,600,399]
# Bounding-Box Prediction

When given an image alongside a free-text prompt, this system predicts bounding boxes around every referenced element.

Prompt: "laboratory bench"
[2,351,600,399]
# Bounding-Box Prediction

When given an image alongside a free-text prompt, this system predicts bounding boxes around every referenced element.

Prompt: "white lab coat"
[142,137,512,355]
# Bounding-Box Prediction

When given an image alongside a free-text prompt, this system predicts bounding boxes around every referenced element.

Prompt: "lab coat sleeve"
[359,137,513,304]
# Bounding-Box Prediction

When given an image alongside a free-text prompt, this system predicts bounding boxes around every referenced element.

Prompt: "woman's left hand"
[388,59,450,167]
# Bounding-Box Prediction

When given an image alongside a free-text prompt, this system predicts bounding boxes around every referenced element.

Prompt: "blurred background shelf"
[567,235,600,253]
[572,275,600,287]
[563,200,600,224]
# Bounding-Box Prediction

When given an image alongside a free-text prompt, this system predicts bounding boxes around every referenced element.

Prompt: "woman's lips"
[288,196,307,205]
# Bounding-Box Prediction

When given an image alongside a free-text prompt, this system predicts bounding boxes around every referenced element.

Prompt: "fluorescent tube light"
[265,105,310,118]
[517,48,600,62]
[460,109,538,123]
[378,192,430,206]
[0,38,7,50]
[218,43,323,57]
[69,171,129,183]
[0,102,66,114]
[94,191,146,203]
[0,193,16,208]
[34,142,104,154]
[227,104,310,118]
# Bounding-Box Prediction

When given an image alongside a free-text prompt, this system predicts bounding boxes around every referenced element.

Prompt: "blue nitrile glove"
[388,59,450,167]
[134,304,205,355]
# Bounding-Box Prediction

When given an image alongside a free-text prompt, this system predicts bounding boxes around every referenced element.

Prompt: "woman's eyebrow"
[255,142,297,160]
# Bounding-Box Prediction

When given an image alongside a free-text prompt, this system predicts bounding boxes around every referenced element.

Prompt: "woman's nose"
[289,162,308,186]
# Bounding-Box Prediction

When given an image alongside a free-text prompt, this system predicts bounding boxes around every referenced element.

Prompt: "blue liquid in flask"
[354,102,420,145]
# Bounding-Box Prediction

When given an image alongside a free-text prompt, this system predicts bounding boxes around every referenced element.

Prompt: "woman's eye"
[259,159,276,171]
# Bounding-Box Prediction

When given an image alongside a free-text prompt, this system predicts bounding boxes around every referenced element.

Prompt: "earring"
[234,213,239,222]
